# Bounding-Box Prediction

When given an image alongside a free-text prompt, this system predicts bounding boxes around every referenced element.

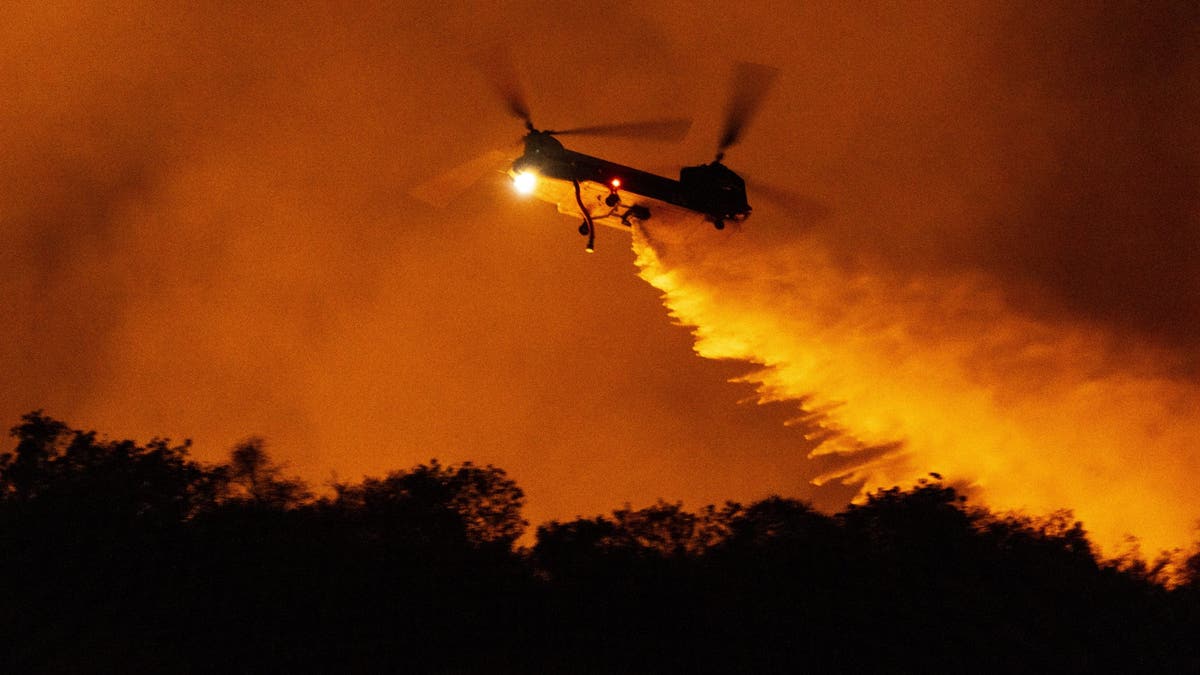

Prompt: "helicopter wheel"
[578,222,589,235]
[713,219,725,230]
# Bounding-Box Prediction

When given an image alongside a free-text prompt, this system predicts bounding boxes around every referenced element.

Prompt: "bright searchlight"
[513,171,537,194]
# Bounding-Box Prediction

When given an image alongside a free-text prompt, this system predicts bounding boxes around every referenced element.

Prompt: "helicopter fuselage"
[510,132,751,238]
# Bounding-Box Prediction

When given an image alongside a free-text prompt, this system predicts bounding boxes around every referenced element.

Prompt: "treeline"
[2,411,1199,673]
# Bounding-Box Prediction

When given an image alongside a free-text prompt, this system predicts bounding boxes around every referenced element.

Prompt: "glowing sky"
[3,1,1197,552]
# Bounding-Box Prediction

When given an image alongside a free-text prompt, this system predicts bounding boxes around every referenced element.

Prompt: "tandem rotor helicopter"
[416,52,786,252]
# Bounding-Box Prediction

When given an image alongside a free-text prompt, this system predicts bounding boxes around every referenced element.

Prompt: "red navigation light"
[610,178,621,189]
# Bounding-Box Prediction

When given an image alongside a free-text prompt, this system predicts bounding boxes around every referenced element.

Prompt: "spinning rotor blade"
[410,150,513,208]
[717,62,779,157]
[473,43,533,127]
[550,117,693,142]
[746,177,830,222]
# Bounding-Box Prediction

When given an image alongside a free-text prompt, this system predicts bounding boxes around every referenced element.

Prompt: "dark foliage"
[2,413,1199,673]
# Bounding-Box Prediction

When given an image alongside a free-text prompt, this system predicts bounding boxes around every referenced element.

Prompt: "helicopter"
[416,57,782,252]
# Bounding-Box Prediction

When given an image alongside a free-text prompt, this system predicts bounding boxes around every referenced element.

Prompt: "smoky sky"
[974,2,1198,365]
[708,3,1200,360]
[624,0,1199,553]
[2,1,1196,531]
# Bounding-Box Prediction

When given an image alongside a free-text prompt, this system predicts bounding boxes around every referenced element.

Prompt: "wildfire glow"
[633,222,1200,558]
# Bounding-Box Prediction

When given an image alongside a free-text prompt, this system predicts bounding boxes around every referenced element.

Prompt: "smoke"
[0,1,491,464]
[3,0,1197,548]
[3,0,839,531]
[633,1,1200,555]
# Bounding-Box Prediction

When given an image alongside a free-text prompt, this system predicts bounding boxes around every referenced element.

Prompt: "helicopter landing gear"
[579,222,589,235]
[713,219,726,230]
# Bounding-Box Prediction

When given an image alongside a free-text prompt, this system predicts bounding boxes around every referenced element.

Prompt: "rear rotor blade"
[717,62,779,157]
[746,177,830,221]
[550,117,693,142]
[473,43,533,127]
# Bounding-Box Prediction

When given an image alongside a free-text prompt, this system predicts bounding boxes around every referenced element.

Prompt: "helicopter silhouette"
[416,54,784,252]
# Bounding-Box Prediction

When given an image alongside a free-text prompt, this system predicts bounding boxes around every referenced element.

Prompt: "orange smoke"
[634,222,1200,557]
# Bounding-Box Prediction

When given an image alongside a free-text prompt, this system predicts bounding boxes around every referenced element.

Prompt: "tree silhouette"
[0,411,70,500]
[331,458,527,549]
[4,412,1200,673]
[0,413,225,671]
[225,437,311,508]
[1,410,219,525]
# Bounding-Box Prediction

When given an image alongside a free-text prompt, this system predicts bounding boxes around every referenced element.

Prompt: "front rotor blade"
[551,117,693,142]
[410,150,513,208]
[473,43,533,126]
[717,62,779,154]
